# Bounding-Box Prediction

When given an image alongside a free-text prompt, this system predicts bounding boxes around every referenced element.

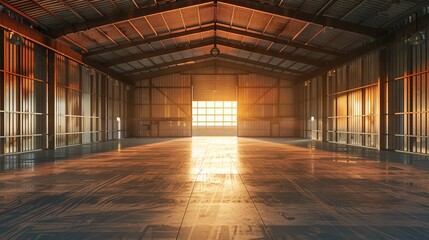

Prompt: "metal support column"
[407,45,414,152]
[100,74,107,142]
[322,73,328,142]
[0,30,4,154]
[379,49,387,150]
[127,82,133,138]
[47,50,56,149]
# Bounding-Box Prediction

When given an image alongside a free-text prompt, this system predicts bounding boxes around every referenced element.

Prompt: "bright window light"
[192,101,237,127]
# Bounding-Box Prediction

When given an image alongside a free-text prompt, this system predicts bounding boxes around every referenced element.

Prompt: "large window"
[192,101,237,136]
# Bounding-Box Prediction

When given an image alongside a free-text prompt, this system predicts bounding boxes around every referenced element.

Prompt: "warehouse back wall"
[129,65,299,138]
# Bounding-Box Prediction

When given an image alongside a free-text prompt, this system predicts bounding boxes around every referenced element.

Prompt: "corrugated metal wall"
[131,74,192,137]
[0,28,129,155]
[298,76,324,140]
[1,32,45,154]
[192,75,237,101]
[328,53,379,148]
[298,51,380,149]
[238,74,297,137]
[130,69,299,137]
[298,29,429,155]
[388,31,429,154]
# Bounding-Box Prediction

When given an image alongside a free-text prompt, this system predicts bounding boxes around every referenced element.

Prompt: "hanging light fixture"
[9,31,24,46]
[210,0,220,56]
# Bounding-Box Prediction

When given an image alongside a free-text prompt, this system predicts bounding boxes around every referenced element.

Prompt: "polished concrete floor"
[1,137,429,240]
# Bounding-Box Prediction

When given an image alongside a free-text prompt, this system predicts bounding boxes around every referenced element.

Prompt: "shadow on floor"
[0,138,185,173]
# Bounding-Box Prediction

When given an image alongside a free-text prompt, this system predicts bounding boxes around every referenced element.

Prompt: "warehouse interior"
[1,0,429,239]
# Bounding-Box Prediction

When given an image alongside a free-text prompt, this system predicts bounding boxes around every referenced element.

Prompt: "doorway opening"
[192,101,237,136]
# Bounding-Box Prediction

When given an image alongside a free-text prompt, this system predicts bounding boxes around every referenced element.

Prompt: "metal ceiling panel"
[291,23,323,44]
[279,0,304,9]
[225,47,249,58]
[146,14,169,35]
[252,15,283,36]
[340,0,389,24]
[115,63,134,71]
[113,21,141,42]
[291,47,309,56]
[241,36,259,46]
[289,62,306,70]
[277,19,307,40]
[4,0,427,82]
[268,57,284,65]
[247,11,272,32]
[127,61,144,69]
[163,10,186,31]
[90,0,123,16]
[109,65,125,73]
[320,32,363,51]
[324,0,361,19]
[61,33,96,51]
[181,6,201,29]
[299,0,328,14]
[64,0,104,20]
[302,27,339,49]
[217,3,234,25]
[229,6,254,29]
[148,41,167,50]
[151,56,166,64]
[299,65,317,73]
[97,25,125,45]
[259,55,274,63]
[361,1,417,28]
[129,18,156,38]
[197,4,214,25]
[268,43,285,52]
[282,45,297,54]
[279,60,295,68]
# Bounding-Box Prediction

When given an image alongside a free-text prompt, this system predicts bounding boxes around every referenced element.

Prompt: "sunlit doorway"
[192,101,237,136]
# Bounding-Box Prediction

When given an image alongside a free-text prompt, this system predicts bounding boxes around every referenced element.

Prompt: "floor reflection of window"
[192,101,237,136]
[191,137,238,183]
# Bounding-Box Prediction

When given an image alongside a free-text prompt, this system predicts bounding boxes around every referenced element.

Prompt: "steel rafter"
[84,25,214,57]
[129,58,298,81]
[84,24,342,58]
[298,13,429,82]
[48,0,213,38]
[219,0,384,38]
[100,38,324,67]
[103,40,213,67]
[121,54,303,76]
[47,0,384,39]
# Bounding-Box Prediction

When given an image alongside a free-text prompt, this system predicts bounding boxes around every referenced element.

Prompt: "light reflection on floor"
[182,137,268,239]
[191,137,238,182]
[0,137,429,239]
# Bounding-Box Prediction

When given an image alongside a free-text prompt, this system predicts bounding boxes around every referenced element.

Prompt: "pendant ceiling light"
[210,0,220,56]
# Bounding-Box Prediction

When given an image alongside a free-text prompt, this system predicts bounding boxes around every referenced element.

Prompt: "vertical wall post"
[127,82,133,138]
[100,74,107,142]
[407,44,414,152]
[16,44,21,152]
[0,30,4,154]
[47,50,56,149]
[322,73,328,142]
[379,49,387,150]
[149,78,153,137]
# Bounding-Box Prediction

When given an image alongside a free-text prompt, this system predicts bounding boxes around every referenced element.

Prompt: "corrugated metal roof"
[3,0,427,81]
